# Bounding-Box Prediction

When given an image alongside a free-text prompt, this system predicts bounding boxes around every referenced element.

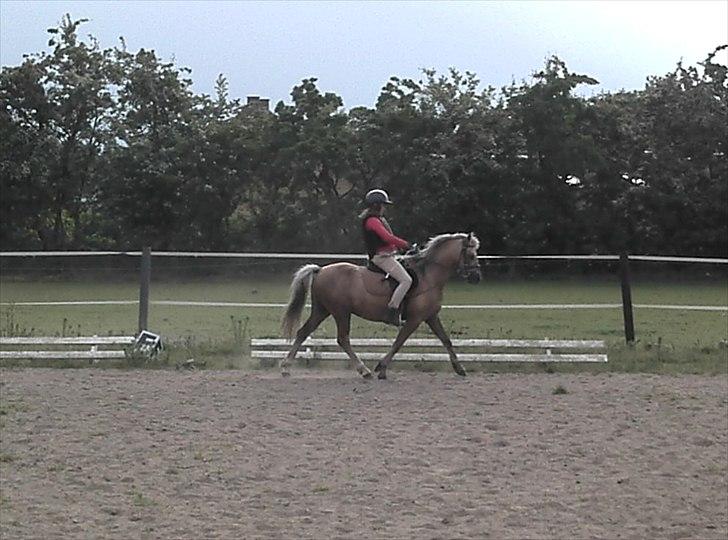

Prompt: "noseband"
[457,237,481,280]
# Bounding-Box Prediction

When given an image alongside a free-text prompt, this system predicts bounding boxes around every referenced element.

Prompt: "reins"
[401,237,474,299]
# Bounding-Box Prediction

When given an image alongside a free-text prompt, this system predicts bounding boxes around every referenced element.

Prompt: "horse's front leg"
[426,314,466,377]
[374,319,420,380]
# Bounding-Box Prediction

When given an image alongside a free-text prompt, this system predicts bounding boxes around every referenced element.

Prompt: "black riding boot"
[384,307,402,327]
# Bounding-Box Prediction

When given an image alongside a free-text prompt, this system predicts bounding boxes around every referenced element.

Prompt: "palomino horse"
[280,232,482,379]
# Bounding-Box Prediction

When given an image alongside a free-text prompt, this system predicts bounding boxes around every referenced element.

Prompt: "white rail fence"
[0,336,135,360]
[251,338,609,364]
[0,332,161,361]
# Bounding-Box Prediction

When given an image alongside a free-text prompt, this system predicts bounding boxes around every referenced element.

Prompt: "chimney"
[246,96,270,111]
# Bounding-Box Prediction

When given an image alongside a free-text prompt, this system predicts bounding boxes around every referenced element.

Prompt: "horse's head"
[409,232,482,283]
[458,232,481,284]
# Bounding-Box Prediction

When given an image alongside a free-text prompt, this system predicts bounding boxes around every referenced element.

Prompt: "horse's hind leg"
[280,303,329,376]
[334,313,372,379]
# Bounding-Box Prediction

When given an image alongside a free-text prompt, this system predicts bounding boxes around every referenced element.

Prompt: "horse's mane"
[403,232,480,268]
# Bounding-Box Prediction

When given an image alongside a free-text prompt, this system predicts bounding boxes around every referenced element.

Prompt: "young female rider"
[360,189,412,326]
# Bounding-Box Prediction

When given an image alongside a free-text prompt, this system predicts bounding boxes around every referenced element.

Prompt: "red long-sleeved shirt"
[364,216,409,254]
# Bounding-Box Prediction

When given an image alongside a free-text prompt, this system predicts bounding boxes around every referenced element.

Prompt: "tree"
[503,56,600,253]
[99,44,199,249]
[633,46,727,255]
[1,18,724,257]
[234,78,358,250]
[0,15,115,248]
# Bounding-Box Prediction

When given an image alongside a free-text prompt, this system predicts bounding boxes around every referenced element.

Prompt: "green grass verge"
[1,275,726,374]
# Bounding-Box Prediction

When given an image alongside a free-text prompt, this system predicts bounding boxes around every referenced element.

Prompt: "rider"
[360,189,412,326]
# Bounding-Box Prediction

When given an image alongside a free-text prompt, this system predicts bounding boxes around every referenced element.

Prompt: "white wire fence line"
[1,300,725,311]
[1,251,726,264]
[2,250,725,344]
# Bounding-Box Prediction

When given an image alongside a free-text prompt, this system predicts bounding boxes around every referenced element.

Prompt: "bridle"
[457,234,482,283]
[406,234,481,284]
[401,234,482,298]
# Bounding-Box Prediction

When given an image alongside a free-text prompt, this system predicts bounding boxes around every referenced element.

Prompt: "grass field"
[1,274,726,373]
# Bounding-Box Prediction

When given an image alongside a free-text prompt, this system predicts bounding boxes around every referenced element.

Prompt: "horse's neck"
[424,242,459,284]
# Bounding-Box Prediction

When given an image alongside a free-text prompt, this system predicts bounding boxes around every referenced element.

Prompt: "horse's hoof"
[281,371,291,378]
[374,362,383,372]
[452,364,467,377]
[377,370,387,380]
[362,371,373,380]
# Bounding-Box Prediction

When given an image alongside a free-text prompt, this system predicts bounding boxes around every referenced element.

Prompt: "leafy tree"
[633,46,728,255]
[0,15,115,248]
[99,44,199,249]
[235,78,358,251]
[503,56,600,253]
[1,18,725,258]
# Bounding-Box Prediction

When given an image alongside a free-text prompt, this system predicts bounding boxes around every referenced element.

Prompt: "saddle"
[362,258,419,320]
[365,259,419,291]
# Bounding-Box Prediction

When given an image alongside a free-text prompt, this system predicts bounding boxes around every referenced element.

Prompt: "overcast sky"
[1,0,726,108]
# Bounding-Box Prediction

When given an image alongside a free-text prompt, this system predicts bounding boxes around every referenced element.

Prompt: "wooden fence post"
[619,252,635,344]
[138,246,151,333]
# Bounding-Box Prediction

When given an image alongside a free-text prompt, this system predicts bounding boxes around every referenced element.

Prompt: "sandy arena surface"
[0,368,726,539]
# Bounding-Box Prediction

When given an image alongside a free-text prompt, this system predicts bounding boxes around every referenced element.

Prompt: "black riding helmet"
[364,189,393,206]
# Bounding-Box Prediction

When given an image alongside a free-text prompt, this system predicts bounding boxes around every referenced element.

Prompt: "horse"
[280,232,482,379]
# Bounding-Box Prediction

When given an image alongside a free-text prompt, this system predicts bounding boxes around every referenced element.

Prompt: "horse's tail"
[281,264,321,339]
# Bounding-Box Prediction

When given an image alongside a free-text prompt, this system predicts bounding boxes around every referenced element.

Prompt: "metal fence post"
[138,247,151,333]
[619,252,635,344]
